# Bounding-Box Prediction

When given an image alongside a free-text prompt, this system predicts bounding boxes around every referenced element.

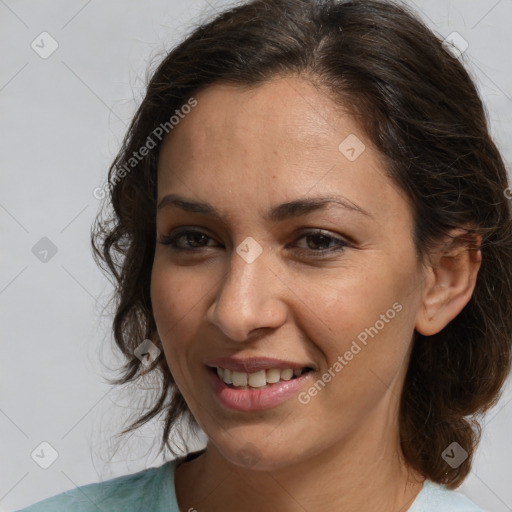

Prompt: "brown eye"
[293,230,350,255]
[159,229,217,250]
[159,228,350,257]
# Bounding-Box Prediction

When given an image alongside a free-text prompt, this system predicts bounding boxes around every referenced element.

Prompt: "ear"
[415,229,482,336]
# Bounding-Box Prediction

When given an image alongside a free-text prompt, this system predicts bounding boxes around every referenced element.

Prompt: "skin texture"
[151,76,481,512]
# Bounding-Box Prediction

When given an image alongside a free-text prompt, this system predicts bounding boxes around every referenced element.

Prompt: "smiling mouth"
[210,366,313,389]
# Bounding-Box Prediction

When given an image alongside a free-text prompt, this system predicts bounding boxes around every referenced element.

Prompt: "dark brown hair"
[91,0,512,488]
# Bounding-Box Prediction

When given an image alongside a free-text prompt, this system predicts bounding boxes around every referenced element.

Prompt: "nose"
[206,245,288,342]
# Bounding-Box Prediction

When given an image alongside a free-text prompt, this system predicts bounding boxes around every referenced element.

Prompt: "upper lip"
[204,356,315,373]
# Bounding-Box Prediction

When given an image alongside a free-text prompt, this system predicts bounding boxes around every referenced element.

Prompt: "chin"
[217,439,303,471]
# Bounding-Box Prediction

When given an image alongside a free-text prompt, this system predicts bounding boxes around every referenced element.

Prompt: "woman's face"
[151,76,427,470]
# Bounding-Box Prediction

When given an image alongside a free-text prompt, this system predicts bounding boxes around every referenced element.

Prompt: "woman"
[19,0,512,510]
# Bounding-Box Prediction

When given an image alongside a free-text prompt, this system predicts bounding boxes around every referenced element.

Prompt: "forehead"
[161,77,353,160]
[156,76,410,229]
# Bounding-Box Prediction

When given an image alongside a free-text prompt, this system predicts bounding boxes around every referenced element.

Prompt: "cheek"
[150,274,175,331]
[299,262,418,382]
[150,258,201,327]
[292,266,402,344]
[150,262,190,365]
[150,259,212,372]
[326,292,417,400]
[150,274,187,390]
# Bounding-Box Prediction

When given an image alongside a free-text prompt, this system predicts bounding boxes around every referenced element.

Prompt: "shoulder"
[15,459,179,512]
[409,480,486,512]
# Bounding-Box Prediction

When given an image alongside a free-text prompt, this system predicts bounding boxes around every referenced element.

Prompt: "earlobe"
[415,230,482,337]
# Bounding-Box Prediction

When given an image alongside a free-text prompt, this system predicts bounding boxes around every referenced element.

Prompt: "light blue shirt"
[16,453,486,512]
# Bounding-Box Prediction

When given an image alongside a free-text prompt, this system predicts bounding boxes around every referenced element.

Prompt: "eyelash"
[158,228,350,257]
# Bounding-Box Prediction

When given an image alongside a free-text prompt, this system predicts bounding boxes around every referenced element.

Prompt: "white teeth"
[231,371,248,387]
[280,368,294,381]
[266,368,281,383]
[247,370,267,388]
[216,367,309,387]
[223,368,233,384]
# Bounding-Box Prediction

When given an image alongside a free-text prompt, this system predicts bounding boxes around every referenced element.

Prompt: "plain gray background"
[1,1,511,511]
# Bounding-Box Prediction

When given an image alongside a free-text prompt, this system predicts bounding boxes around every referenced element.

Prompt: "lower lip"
[207,368,312,412]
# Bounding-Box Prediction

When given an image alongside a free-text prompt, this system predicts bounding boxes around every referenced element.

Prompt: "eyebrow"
[157,193,372,222]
